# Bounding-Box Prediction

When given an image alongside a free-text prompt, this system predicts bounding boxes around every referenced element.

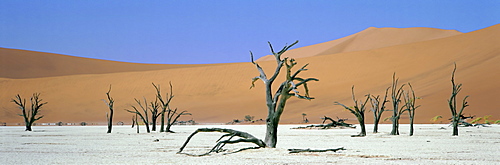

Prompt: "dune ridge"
[256,27,462,61]
[0,24,499,125]
[0,48,219,79]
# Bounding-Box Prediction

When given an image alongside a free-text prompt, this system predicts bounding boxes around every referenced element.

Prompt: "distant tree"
[402,83,420,136]
[482,115,492,125]
[302,113,308,123]
[57,121,64,126]
[11,93,47,131]
[334,86,370,137]
[250,41,318,147]
[103,85,114,133]
[430,115,443,123]
[80,122,87,126]
[389,73,406,135]
[470,117,483,124]
[368,87,389,133]
[244,115,255,122]
[126,98,151,133]
[448,63,469,136]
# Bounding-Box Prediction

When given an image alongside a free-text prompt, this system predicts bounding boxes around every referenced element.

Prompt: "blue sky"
[1,1,499,64]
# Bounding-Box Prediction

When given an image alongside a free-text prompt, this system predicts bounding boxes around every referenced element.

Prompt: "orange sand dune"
[0,24,499,125]
[257,27,462,61]
[0,48,218,79]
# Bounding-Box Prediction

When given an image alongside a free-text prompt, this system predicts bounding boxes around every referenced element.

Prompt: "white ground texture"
[1,124,499,164]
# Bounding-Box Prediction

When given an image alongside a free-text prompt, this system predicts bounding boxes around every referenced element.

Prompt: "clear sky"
[1,1,499,64]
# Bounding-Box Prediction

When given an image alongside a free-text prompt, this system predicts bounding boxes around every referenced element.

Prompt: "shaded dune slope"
[0,24,498,125]
[0,48,216,79]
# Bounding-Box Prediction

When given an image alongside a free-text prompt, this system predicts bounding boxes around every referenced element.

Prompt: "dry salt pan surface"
[1,124,499,164]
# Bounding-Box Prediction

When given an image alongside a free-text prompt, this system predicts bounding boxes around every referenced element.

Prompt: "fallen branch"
[177,128,266,156]
[288,147,346,153]
[292,116,355,129]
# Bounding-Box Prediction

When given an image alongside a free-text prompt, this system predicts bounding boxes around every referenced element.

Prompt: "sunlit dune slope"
[256,27,462,61]
[0,24,498,125]
[0,48,216,79]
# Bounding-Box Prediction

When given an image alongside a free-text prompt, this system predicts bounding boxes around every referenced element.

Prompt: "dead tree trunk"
[403,83,420,136]
[126,98,150,133]
[134,114,139,133]
[292,116,355,129]
[448,63,469,136]
[178,128,266,156]
[288,147,345,153]
[153,82,174,133]
[369,87,389,133]
[166,107,190,133]
[389,73,406,135]
[334,86,369,137]
[104,85,114,133]
[250,41,318,147]
[149,98,161,132]
[11,93,47,131]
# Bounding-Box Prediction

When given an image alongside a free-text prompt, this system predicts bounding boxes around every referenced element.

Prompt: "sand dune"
[0,48,218,79]
[0,24,499,125]
[256,27,462,61]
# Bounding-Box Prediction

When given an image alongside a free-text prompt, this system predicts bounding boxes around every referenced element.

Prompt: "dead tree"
[368,87,389,133]
[244,115,255,122]
[448,63,469,136]
[389,73,406,135]
[11,93,47,131]
[149,97,161,131]
[288,147,345,154]
[153,82,174,132]
[292,116,355,129]
[321,116,354,128]
[403,83,420,136]
[104,85,114,133]
[131,114,139,133]
[334,86,370,137]
[250,40,318,147]
[301,113,308,123]
[178,128,266,156]
[165,107,191,133]
[126,98,151,133]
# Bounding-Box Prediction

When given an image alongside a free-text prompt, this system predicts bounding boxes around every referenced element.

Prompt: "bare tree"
[448,63,469,136]
[250,41,319,147]
[104,85,114,133]
[11,93,47,131]
[334,86,370,137]
[126,98,151,133]
[131,114,139,133]
[152,82,174,132]
[368,87,389,133]
[389,73,406,135]
[166,107,190,133]
[403,83,420,136]
[430,115,442,123]
[149,97,161,131]
[244,115,255,122]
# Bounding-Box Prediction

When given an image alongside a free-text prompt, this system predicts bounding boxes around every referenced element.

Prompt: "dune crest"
[256,27,462,61]
[0,48,218,79]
